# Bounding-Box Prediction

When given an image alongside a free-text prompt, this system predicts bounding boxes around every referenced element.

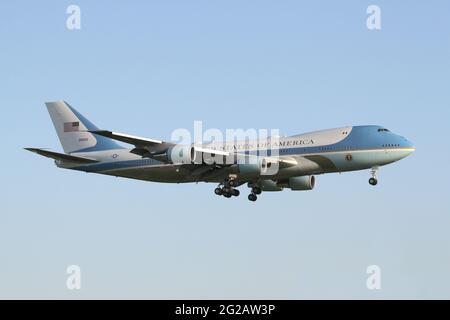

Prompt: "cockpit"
[377,128,390,132]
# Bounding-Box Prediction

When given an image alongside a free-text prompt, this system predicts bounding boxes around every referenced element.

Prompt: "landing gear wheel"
[229,180,237,187]
[222,187,231,194]
[369,178,378,186]
[248,194,257,202]
[214,187,223,195]
[232,189,240,197]
[252,187,262,195]
[223,192,232,198]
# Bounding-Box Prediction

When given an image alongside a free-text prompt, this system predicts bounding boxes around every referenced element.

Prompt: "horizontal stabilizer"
[24,148,100,163]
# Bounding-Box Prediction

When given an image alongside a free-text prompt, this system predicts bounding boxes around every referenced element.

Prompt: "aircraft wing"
[89,130,168,147]
[90,130,297,168]
[24,148,100,163]
[194,146,298,167]
[241,153,298,167]
[90,130,175,156]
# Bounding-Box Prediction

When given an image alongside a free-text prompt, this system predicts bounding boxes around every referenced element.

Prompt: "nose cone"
[405,138,415,148]
[389,134,415,162]
[403,137,416,156]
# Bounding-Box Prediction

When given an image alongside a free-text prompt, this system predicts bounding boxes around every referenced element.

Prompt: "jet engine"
[165,145,194,164]
[163,145,229,165]
[278,175,315,191]
[237,158,278,178]
[260,179,283,191]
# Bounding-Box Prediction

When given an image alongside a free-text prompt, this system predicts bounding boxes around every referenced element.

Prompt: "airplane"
[25,101,415,201]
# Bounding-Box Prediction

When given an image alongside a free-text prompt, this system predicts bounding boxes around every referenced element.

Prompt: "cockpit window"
[378,128,390,132]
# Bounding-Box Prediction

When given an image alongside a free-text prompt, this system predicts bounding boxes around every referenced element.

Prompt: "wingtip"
[24,147,50,153]
[24,147,38,154]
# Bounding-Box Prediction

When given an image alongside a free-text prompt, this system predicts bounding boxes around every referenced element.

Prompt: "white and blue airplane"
[26,101,415,201]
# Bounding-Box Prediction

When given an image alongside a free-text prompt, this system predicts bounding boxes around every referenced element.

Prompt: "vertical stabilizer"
[45,101,123,153]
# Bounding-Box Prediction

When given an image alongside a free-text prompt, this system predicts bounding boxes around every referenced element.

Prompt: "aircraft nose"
[395,134,415,157]
[404,137,415,154]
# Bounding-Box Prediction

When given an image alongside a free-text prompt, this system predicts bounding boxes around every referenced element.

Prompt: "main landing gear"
[369,166,379,186]
[247,184,262,202]
[214,179,263,202]
[214,179,240,198]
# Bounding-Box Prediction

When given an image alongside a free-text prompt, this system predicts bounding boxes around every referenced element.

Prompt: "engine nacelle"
[237,157,278,178]
[260,180,283,192]
[278,175,315,191]
[164,145,228,165]
[237,163,261,178]
[166,145,194,164]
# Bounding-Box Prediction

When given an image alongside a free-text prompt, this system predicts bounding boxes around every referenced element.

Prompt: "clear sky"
[1,0,449,299]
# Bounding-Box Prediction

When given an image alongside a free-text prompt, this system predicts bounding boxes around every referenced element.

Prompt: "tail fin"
[45,101,124,153]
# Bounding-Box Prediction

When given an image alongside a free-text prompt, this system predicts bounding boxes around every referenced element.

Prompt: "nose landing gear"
[369,166,379,186]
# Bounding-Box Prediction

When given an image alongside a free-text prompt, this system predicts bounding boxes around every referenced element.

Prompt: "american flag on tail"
[64,121,80,132]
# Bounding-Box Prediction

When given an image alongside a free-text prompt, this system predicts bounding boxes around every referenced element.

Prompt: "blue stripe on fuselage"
[72,158,163,172]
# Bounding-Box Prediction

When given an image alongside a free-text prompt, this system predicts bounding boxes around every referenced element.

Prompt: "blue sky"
[1,0,449,298]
